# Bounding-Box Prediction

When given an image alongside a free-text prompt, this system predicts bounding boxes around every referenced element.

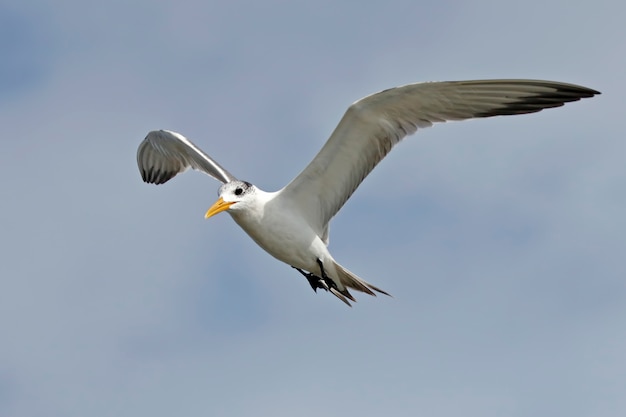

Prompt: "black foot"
[292,266,328,292]
[316,259,338,292]
[292,261,353,307]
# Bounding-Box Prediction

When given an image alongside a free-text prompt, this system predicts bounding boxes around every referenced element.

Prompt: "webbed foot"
[292,267,328,292]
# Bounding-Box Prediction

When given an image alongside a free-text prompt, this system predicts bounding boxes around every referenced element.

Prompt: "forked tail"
[331,262,391,306]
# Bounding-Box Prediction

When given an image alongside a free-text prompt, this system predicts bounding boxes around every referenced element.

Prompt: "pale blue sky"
[1,1,624,416]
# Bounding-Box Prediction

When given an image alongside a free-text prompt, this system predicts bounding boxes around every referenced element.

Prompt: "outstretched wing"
[279,79,599,236]
[137,130,237,184]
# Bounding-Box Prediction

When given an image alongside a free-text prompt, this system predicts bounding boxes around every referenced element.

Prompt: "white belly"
[229,208,327,272]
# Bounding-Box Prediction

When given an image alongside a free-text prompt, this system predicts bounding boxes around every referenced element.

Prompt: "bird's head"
[205,180,256,218]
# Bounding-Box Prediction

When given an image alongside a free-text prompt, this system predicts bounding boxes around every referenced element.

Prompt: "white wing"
[279,79,599,236]
[137,130,237,184]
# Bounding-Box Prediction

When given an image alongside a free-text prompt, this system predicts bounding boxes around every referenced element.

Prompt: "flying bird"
[137,79,599,306]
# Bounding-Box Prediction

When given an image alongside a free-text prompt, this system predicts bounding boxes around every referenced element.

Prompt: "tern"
[137,79,599,306]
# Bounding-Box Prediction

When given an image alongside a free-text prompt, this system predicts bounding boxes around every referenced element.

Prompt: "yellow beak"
[205,197,235,219]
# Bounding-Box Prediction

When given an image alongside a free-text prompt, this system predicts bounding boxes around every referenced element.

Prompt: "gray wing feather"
[137,130,237,184]
[280,79,599,236]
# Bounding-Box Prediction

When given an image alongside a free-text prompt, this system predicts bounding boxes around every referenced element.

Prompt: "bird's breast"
[229,208,323,271]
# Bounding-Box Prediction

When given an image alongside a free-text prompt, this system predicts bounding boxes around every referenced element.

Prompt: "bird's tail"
[331,262,391,306]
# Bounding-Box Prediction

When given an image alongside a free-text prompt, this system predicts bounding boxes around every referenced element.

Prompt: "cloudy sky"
[1,1,624,416]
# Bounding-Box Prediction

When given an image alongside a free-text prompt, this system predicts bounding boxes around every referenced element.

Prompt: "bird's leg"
[292,266,328,292]
[314,259,353,306]
[316,259,338,292]
[293,262,352,306]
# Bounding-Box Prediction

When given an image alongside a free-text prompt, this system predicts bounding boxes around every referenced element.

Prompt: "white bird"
[137,79,599,306]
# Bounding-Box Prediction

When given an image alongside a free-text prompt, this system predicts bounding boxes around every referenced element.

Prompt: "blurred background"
[1,1,623,416]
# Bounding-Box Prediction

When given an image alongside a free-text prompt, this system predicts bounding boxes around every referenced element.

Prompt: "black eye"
[234,187,243,196]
